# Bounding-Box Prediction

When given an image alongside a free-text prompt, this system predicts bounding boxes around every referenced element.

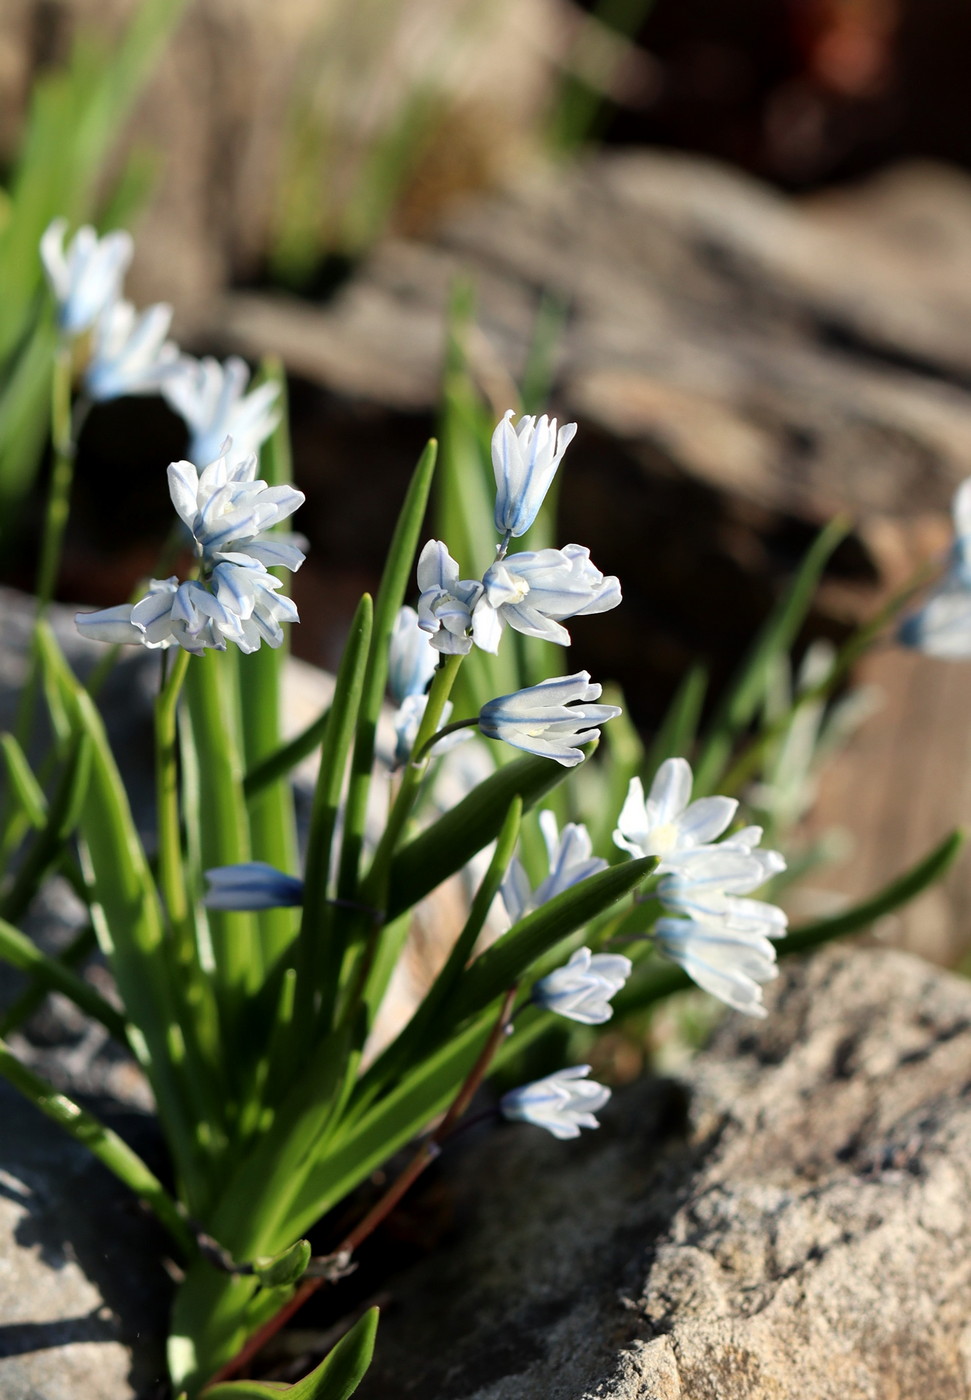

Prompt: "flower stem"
[155,646,194,950]
[35,350,78,610]
[363,651,464,904]
[411,715,479,765]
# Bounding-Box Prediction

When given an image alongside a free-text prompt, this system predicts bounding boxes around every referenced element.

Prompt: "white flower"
[492,409,577,538]
[75,561,299,656]
[657,845,788,940]
[532,947,632,1025]
[167,445,305,569]
[84,299,179,401]
[653,918,778,1017]
[162,355,280,467]
[40,219,133,336]
[388,606,438,704]
[500,1065,610,1139]
[900,477,971,658]
[613,759,737,868]
[415,541,482,654]
[478,672,621,767]
[502,810,607,923]
[204,862,304,910]
[471,544,621,654]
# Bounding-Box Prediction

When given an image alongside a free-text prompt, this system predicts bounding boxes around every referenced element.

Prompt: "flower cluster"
[615,758,787,1017]
[416,414,621,660]
[77,441,305,654]
[46,222,298,657]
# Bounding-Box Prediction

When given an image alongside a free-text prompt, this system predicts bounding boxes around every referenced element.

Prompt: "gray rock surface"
[355,946,971,1400]
[0,1078,170,1400]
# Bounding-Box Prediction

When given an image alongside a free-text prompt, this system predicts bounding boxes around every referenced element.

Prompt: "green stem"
[411,715,480,765]
[362,652,465,905]
[155,647,194,953]
[36,351,78,610]
[0,1037,194,1257]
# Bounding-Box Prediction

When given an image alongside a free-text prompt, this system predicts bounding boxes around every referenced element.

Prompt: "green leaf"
[693,516,850,794]
[646,663,707,776]
[1,732,91,924]
[253,1239,311,1290]
[0,915,127,1042]
[296,594,373,1037]
[386,752,571,918]
[358,799,523,1106]
[202,1307,379,1400]
[243,705,330,800]
[338,439,438,901]
[0,1037,193,1255]
[0,733,47,828]
[450,856,655,1024]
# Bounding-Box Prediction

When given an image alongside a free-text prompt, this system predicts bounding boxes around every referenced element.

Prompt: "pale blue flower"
[84,299,179,401]
[388,606,438,704]
[416,541,482,654]
[501,810,607,923]
[500,1065,610,1139]
[613,759,737,868]
[472,544,621,654]
[167,445,305,569]
[478,672,621,767]
[900,477,971,657]
[653,918,778,1017]
[492,409,577,538]
[163,355,280,467]
[76,561,299,656]
[532,947,631,1025]
[40,219,133,336]
[657,845,788,940]
[204,862,304,910]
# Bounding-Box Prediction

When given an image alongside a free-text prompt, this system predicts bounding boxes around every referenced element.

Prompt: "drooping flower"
[500,1065,611,1139]
[532,947,632,1025]
[167,445,305,569]
[163,355,280,468]
[40,219,133,336]
[613,759,737,868]
[76,562,300,656]
[652,918,778,1017]
[478,672,621,767]
[471,544,621,654]
[501,810,607,924]
[84,300,180,401]
[415,540,482,654]
[492,409,577,538]
[657,845,788,940]
[204,862,304,910]
[898,476,971,659]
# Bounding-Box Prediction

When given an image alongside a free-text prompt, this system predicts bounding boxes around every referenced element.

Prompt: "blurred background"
[4,0,971,960]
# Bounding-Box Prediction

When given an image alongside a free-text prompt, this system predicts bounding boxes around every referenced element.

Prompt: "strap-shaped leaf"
[296,594,373,1039]
[449,856,655,1024]
[693,516,849,793]
[0,915,126,1041]
[386,752,570,918]
[202,1307,379,1400]
[1,732,90,924]
[338,438,437,901]
[0,1037,193,1255]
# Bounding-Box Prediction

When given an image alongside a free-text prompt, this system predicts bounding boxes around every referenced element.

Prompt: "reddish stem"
[204,987,518,1388]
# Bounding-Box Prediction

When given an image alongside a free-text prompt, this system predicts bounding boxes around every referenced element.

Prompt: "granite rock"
[355,946,971,1400]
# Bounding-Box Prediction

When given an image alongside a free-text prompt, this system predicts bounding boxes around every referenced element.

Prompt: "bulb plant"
[0,222,964,1399]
